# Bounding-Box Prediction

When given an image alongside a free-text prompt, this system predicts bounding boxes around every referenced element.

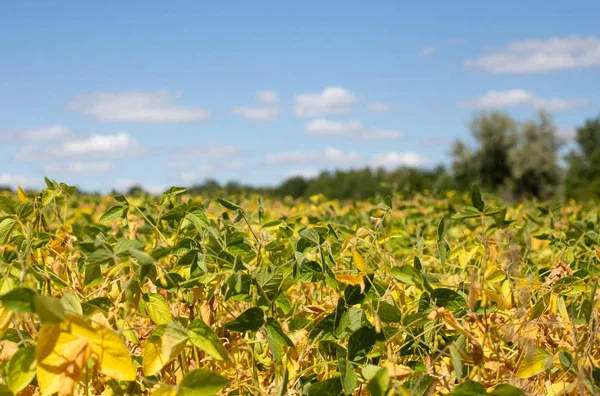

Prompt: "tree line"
[185,111,599,201]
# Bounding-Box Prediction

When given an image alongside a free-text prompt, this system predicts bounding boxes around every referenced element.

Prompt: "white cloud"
[264,147,362,166]
[458,89,535,109]
[294,86,357,117]
[1,125,72,142]
[285,169,320,179]
[24,125,72,141]
[264,147,427,170]
[44,161,115,174]
[65,92,211,123]
[532,98,590,112]
[458,89,589,111]
[304,119,403,140]
[0,174,42,189]
[418,47,436,56]
[371,152,428,169]
[367,102,391,113]
[256,90,279,104]
[232,106,281,121]
[14,133,146,161]
[465,36,600,74]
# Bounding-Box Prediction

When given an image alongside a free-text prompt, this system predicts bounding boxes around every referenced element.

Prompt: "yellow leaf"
[65,313,136,381]
[0,304,14,339]
[353,249,367,271]
[151,386,178,396]
[37,324,89,396]
[335,274,364,286]
[143,323,188,376]
[17,186,27,203]
[380,361,412,379]
[516,347,552,378]
[595,249,600,261]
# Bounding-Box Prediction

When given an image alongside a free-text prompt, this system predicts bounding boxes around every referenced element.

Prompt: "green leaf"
[451,207,482,220]
[217,198,242,211]
[145,293,172,325]
[333,299,349,338]
[0,218,16,244]
[61,293,83,315]
[437,215,446,241]
[515,347,552,378]
[449,344,463,383]
[366,368,389,396]
[431,288,466,312]
[16,203,33,219]
[300,228,321,245]
[34,294,65,323]
[169,186,187,196]
[254,265,283,302]
[41,188,57,206]
[0,288,36,313]
[85,248,114,265]
[162,205,187,221]
[224,307,264,333]
[114,239,145,255]
[348,326,380,362]
[489,384,526,396]
[437,240,450,268]
[391,265,424,289]
[449,381,486,395]
[185,208,209,232]
[471,184,484,212]
[0,196,17,214]
[384,195,392,209]
[377,302,402,323]
[7,346,36,393]
[99,205,124,221]
[265,318,294,361]
[177,368,230,396]
[307,378,343,396]
[337,348,357,395]
[188,319,230,360]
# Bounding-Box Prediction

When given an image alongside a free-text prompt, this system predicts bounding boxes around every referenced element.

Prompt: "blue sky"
[1,0,599,193]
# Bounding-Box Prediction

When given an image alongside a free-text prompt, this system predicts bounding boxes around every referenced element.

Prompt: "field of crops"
[0,180,598,395]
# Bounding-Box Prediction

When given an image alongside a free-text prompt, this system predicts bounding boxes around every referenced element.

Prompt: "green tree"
[565,116,600,200]
[468,111,518,191]
[450,140,478,191]
[509,111,562,199]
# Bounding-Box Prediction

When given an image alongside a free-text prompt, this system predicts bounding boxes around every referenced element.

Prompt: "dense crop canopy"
[0,179,598,395]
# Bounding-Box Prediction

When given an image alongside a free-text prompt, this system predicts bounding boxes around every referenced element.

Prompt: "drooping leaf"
[177,368,230,396]
[431,288,466,312]
[265,318,294,361]
[61,293,83,315]
[99,205,124,221]
[337,347,357,395]
[188,319,230,360]
[224,307,265,333]
[307,377,343,396]
[0,288,36,313]
[143,322,189,376]
[7,346,36,393]
[34,295,65,323]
